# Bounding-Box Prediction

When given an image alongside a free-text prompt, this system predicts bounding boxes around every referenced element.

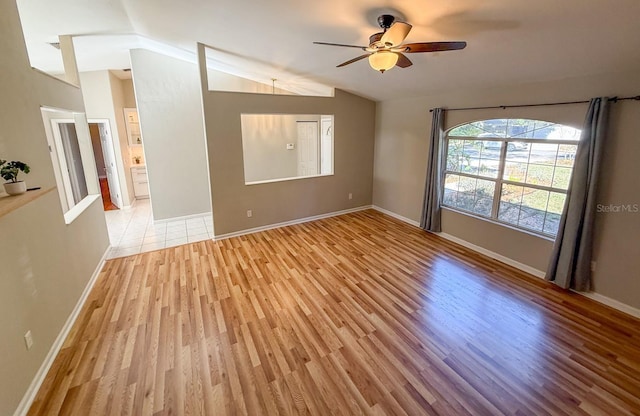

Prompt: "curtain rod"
[428,95,640,113]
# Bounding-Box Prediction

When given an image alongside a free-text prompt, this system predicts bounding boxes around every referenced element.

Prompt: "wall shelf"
[0,186,56,219]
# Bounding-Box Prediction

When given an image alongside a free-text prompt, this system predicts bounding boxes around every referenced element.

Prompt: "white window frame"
[43,110,100,224]
[442,134,578,238]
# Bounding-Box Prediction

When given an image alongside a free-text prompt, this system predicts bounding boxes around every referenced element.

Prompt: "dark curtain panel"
[420,108,445,233]
[546,97,610,290]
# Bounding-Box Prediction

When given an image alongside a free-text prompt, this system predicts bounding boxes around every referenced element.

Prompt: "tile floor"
[105,199,213,259]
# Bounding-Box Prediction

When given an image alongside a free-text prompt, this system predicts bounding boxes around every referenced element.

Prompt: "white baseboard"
[371,205,545,277]
[371,205,421,227]
[214,205,372,240]
[437,232,547,278]
[575,291,640,319]
[371,206,640,319]
[371,206,545,277]
[13,247,110,416]
[153,211,212,225]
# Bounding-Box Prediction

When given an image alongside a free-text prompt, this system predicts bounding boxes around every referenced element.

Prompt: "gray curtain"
[420,108,445,232]
[546,97,610,291]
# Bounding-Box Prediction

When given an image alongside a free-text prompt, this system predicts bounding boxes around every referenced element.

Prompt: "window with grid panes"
[442,119,580,237]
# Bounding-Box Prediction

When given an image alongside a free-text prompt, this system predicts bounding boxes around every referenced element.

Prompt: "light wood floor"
[28,210,640,415]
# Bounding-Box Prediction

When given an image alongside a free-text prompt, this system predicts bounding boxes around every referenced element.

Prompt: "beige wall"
[373,69,640,309]
[79,70,134,206]
[202,87,375,235]
[130,48,212,220]
[242,114,321,182]
[121,78,137,108]
[0,2,109,414]
[89,123,106,175]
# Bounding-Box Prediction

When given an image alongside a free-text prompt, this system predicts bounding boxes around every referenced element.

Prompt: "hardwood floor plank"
[27,210,640,415]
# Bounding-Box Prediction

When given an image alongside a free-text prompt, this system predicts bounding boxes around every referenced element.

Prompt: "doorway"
[88,120,123,211]
[296,121,319,176]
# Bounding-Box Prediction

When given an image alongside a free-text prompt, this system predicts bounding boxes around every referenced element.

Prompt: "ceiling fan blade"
[313,41,367,50]
[336,53,371,67]
[395,53,413,68]
[380,22,412,47]
[401,41,467,53]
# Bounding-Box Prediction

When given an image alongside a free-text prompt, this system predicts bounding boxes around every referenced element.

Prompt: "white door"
[320,117,333,175]
[98,123,123,208]
[297,121,319,176]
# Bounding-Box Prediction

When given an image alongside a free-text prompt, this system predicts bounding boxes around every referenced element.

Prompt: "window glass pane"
[529,143,558,165]
[457,190,476,212]
[458,176,477,195]
[505,144,529,162]
[552,167,572,190]
[543,214,562,235]
[522,188,550,212]
[547,124,581,141]
[519,188,549,232]
[446,139,465,171]
[443,188,458,206]
[505,141,529,153]
[450,119,581,141]
[498,184,523,225]
[476,179,495,199]
[543,193,566,235]
[443,173,461,207]
[462,153,480,175]
[448,123,485,137]
[556,144,578,167]
[478,157,499,178]
[480,140,502,157]
[547,192,567,215]
[473,198,493,217]
[509,120,555,139]
[503,162,527,183]
[443,173,495,217]
[525,164,554,187]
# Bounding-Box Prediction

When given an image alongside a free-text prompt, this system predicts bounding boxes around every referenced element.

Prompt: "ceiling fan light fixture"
[368,51,398,73]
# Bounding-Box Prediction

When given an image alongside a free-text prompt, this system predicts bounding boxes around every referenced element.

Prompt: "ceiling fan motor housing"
[377,14,396,30]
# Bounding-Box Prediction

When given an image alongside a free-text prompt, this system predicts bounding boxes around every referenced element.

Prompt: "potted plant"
[0,160,31,195]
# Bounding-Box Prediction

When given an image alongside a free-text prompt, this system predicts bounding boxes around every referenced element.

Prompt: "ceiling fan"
[314,14,467,73]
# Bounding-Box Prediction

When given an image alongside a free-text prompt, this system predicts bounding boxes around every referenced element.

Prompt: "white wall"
[79,70,134,206]
[373,69,640,310]
[207,67,293,95]
[0,2,109,414]
[130,48,212,220]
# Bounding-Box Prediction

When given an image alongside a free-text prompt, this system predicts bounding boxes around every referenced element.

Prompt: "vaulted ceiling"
[16,0,640,101]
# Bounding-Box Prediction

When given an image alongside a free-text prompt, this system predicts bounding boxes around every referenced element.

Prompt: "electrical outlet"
[247,210,252,218]
[24,331,33,350]
[348,193,353,200]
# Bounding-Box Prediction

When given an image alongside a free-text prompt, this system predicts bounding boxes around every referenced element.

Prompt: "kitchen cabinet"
[131,166,149,198]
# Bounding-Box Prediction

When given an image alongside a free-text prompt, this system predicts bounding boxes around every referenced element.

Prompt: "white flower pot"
[4,181,27,195]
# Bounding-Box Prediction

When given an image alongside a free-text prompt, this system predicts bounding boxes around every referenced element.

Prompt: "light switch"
[286,143,295,150]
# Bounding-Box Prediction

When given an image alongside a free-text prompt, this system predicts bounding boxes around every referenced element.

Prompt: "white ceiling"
[16,0,640,101]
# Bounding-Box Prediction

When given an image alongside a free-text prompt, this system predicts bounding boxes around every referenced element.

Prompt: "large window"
[443,119,580,237]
